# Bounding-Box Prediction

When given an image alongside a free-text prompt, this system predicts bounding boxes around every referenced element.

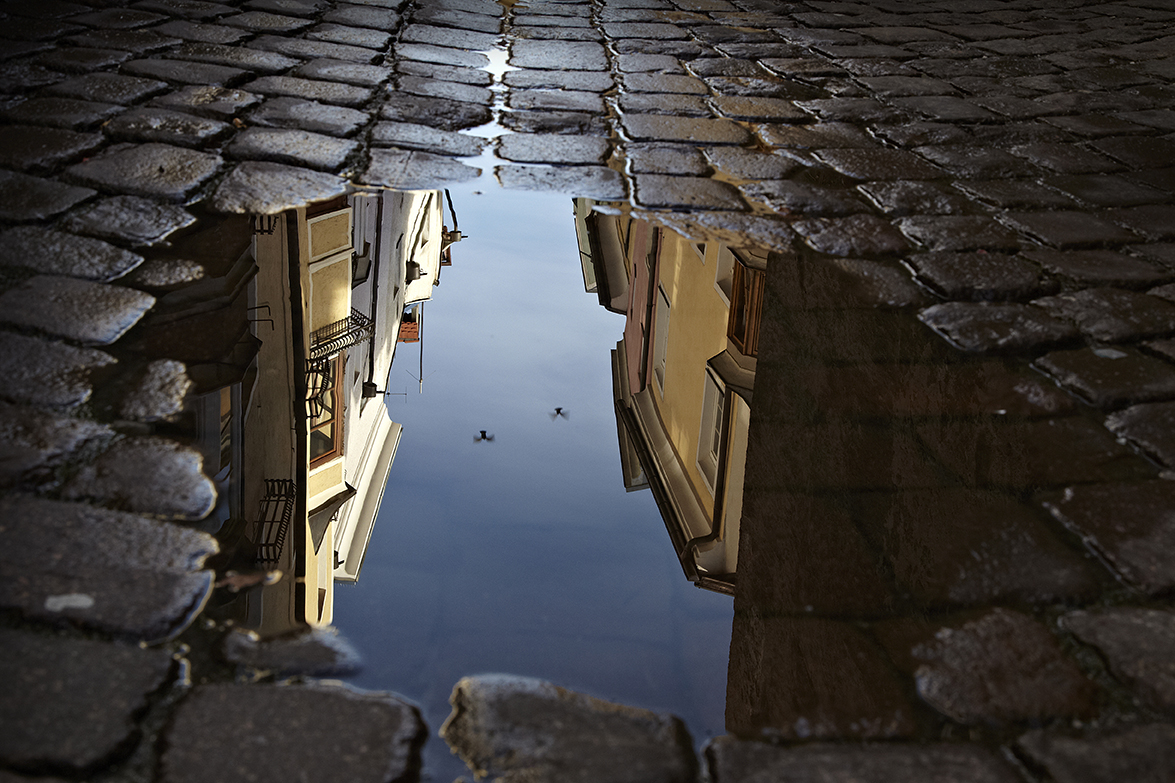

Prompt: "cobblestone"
[0,275,155,345]
[1035,347,1175,409]
[65,143,223,202]
[1064,609,1175,712]
[210,160,347,214]
[104,107,233,148]
[0,170,96,223]
[1018,723,1175,783]
[0,332,114,409]
[226,126,359,172]
[0,226,144,281]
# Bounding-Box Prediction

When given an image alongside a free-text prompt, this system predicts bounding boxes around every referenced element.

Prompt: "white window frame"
[652,286,670,393]
[696,369,725,495]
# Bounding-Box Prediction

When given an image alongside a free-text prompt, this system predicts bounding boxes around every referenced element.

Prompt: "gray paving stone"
[64,196,194,249]
[154,19,250,44]
[495,164,625,200]
[500,109,608,136]
[0,629,176,773]
[614,39,710,58]
[911,609,1095,723]
[914,144,1031,178]
[243,75,374,107]
[953,178,1079,209]
[634,175,744,211]
[0,275,155,345]
[399,23,500,52]
[794,97,911,123]
[150,85,263,120]
[621,73,707,94]
[167,42,301,74]
[858,180,970,216]
[372,122,485,157]
[72,8,166,28]
[707,737,1020,783]
[4,18,84,42]
[1034,288,1175,343]
[1045,173,1167,208]
[792,214,909,257]
[246,97,367,137]
[442,675,697,783]
[248,34,380,65]
[711,95,809,121]
[1043,113,1153,137]
[998,210,1139,249]
[703,146,802,180]
[0,59,67,94]
[65,143,222,202]
[221,627,362,676]
[363,149,481,190]
[906,251,1046,300]
[119,358,191,422]
[1009,142,1124,174]
[120,58,249,88]
[323,3,399,30]
[1091,135,1175,169]
[1021,248,1171,288]
[741,181,866,216]
[380,91,491,130]
[1064,608,1175,711]
[211,161,348,214]
[62,436,215,520]
[899,215,1024,253]
[1106,205,1175,241]
[1042,480,1175,594]
[622,113,751,145]
[618,92,712,117]
[919,302,1080,353]
[103,107,233,148]
[0,402,111,484]
[0,331,114,408]
[1018,723,1175,783]
[1035,346,1175,408]
[503,69,612,92]
[757,121,873,149]
[399,59,492,87]
[873,120,971,148]
[0,494,217,637]
[138,0,236,18]
[307,22,391,50]
[814,147,946,180]
[292,59,393,89]
[508,88,604,113]
[226,127,359,172]
[0,170,96,222]
[394,42,489,69]
[510,39,608,70]
[497,133,609,165]
[414,6,501,35]
[627,143,708,175]
[37,47,133,74]
[64,29,182,54]
[1106,399,1175,470]
[221,10,313,33]
[399,74,491,105]
[706,74,821,100]
[161,683,424,783]
[245,0,325,16]
[617,53,682,73]
[123,257,206,290]
[0,226,145,281]
[512,24,602,41]
[42,73,168,106]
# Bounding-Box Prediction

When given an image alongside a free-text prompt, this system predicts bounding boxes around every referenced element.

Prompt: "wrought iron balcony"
[309,309,375,360]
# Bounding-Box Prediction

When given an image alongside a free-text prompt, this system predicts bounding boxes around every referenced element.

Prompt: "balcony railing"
[252,479,297,566]
[309,309,375,360]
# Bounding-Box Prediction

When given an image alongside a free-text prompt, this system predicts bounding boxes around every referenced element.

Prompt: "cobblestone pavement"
[2,0,1175,780]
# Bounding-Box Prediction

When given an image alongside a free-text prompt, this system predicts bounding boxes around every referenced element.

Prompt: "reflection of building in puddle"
[575,199,765,595]
[202,189,457,636]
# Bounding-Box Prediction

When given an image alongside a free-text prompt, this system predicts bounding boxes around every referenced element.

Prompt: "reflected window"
[715,246,736,304]
[310,355,343,465]
[653,286,670,392]
[697,370,725,493]
[729,261,765,358]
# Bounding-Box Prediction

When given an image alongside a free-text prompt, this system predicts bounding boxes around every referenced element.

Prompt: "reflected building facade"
[202,189,456,635]
[575,199,766,595]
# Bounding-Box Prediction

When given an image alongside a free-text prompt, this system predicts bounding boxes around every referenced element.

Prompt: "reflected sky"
[331,181,732,777]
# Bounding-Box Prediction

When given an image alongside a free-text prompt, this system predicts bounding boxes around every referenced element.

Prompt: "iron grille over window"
[309,309,375,360]
[253,479,297,566]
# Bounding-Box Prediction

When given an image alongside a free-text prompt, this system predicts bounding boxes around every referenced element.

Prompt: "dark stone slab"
[1106,399,1175,470]
[508,88,604,113]
[859,180,970,215]
[0,494,216,638]
[380,91,491,130]
[918,301,1079,353]
[441,675,697,782]
[242,75,374,107]
[307,22,391,50]
[119,358,191,422]
[211,161,347,214]
[65,143,222,202]
[913,144,1030,178]
[0,170,95,222]
[496,165,624,200]
[622,73,707,94]
[64,29,181,54]
[711,95,809,121]
[0,59,68,93]
[910,609,1096,723]
[294,58,392,87]
[0,331,114,408]
[741,181,866,216]
[395,38,493,67]
[0,275,154,345]
[900,215,1025,253]
[513,24,601,41]
[0,402,111,484]
[161,683,424,783]
[0,629,175,773]
[245,0,325,16]
[167,43,301,74]
[72,8,166,28]
[618,92,711,117]
[906,251,1045,300]
[499,109,608,136]
[510,39,607,70]
[792,214,909,257]
[1106,205,1175,241]
[1046,173,1167,208]
[120,58,249,87]
[247,97,367,137]
[61,196,196,248]
[703,147,801,180]
[815,147,946,180]
[248,34,381,65]
[150,85,263,119]
[1091,135,1175,169]
[153,20,250,44]
[103,107,233,147]
[707,737,1020,783]
[221,10,313,33]
[726,616,916,740]
[1042,480,1175,594]
[503,68,612,92]
[0,226,143,280]
[622,113,750,145]
[497,133,609,165]
[37,47,133,74]
[42,73,168,106]
[0,97,122,130]
[999,210,1140,249]
[138,0,238,19]
[707,74,821,100]
[398,59,492,86]
[399,74,492,105]
[369,122,483,157]
[1034,288,1175,343]
[1064,608,1175,711]
[954,179,1080,210]
[756,121,877,150]
[221,627,362,676]
[1018,724,1175,783]
[1035,346,1175,408]
[363,149,481,190]
[323,4,399,30]
[794,97,910,123]
[226,127,359,172]
[614,39,710,58]
[1009,142,1123,174]
[413,6,501,35]
[635,175,745,211]
[624,143,706,175]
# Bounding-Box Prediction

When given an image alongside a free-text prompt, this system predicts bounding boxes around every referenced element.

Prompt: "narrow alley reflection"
[202,189,460,636]
[576,199,765,595]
